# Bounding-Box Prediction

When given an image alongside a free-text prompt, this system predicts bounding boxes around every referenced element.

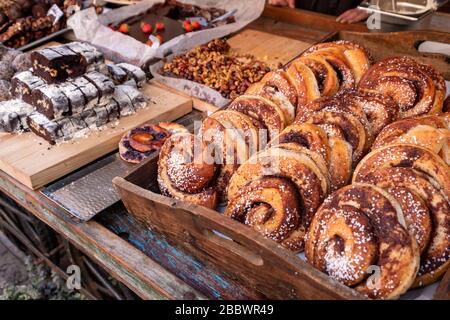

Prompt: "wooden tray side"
[329,30,450,80]
[113,155,366,300]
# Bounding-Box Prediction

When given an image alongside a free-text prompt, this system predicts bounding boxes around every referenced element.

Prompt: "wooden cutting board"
[0,84,192,190]
[228,29,312,68]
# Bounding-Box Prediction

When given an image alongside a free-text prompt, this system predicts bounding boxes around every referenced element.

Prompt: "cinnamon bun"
[371,115,450,165]
[305,183,420,299]
[227,145,330,251]
[358,57,446,118]
[353,144,450,286]
[200,110,261,202]
[225,176,301,243]
[228,95,287,139]
[157,133,218,209]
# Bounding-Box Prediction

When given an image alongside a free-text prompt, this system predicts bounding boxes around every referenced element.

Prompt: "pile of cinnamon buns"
[155,40,449,299]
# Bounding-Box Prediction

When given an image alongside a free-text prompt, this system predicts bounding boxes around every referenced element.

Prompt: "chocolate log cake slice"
[112,85,147,117]
[10,70,45,104]
[27,104,119,145]
[65,42,104,71]
[81,100,120,129]
[69,76,99,112]
[104,64,128,85]
[115,63,146,87]
[83,71,115,105]
[0,99,34,132]
[59,82,85,115]
[32,84,70,120]
[31,47,83,84]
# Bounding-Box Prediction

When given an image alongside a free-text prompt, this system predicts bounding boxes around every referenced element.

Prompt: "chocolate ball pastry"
[0,80,11,102]
[0,61,15,81]
[11,52,32,72]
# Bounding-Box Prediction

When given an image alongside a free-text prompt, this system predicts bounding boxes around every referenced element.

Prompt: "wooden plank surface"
[0,169,205,300]
[0,84,192,189]
[228,29,312,68]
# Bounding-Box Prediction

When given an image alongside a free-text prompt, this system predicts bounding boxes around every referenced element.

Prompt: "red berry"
[118,23,129,34]
[156,34,164,44]
[140,22,152,34]
[183,20,192,32]
[155,22,165,31]
[191,20,201,30]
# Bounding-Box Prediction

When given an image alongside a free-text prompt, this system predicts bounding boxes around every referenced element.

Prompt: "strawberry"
[155,22,165,31]
[156,34,164,44]
[191,20,201,30]
[118,23,129,34]
[183,20,192,32]
[140,22,152,34]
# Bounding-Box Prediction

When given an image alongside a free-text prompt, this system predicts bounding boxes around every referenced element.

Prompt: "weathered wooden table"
[1,7,449,300]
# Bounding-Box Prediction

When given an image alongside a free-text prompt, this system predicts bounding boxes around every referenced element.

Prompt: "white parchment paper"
[68,0,265,67]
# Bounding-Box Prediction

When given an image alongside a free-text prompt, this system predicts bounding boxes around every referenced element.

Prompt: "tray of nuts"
[150,38,271,107]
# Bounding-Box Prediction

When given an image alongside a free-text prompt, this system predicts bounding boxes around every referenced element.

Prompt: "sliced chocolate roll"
[59,82,85,115]
[31,47,82,83]
[104,99,120,122]
[27,111,60,144]
[32,85,70,120]
[27,111,89,144]
[118,84,147,111]
[69,76,99,111]
[112,85,135,117]
[47,45,86,79]
[115,63,146,87]
[0,99,34,132]
[10,70,45,103]
[65,42,104,71]
[105,64,127,85]
[83,71,115,105]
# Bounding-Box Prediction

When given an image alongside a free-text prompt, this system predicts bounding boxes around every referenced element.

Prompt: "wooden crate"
[113,154,364,300]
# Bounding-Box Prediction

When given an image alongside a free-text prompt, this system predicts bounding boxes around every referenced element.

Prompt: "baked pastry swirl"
[305,183,420,299]
[225,176,301,242]
[293,95,369,164]
[353,144,450,287]
[358,57,446,118]
[269,123,351,191]
[200,110,262,202]
[297,40,371,96]
[157,133,218,209]
[334,89,398,137]
[247,70,298,110]
[228,95,289,139]
[371,114,450,165]
[226,144,330,251]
